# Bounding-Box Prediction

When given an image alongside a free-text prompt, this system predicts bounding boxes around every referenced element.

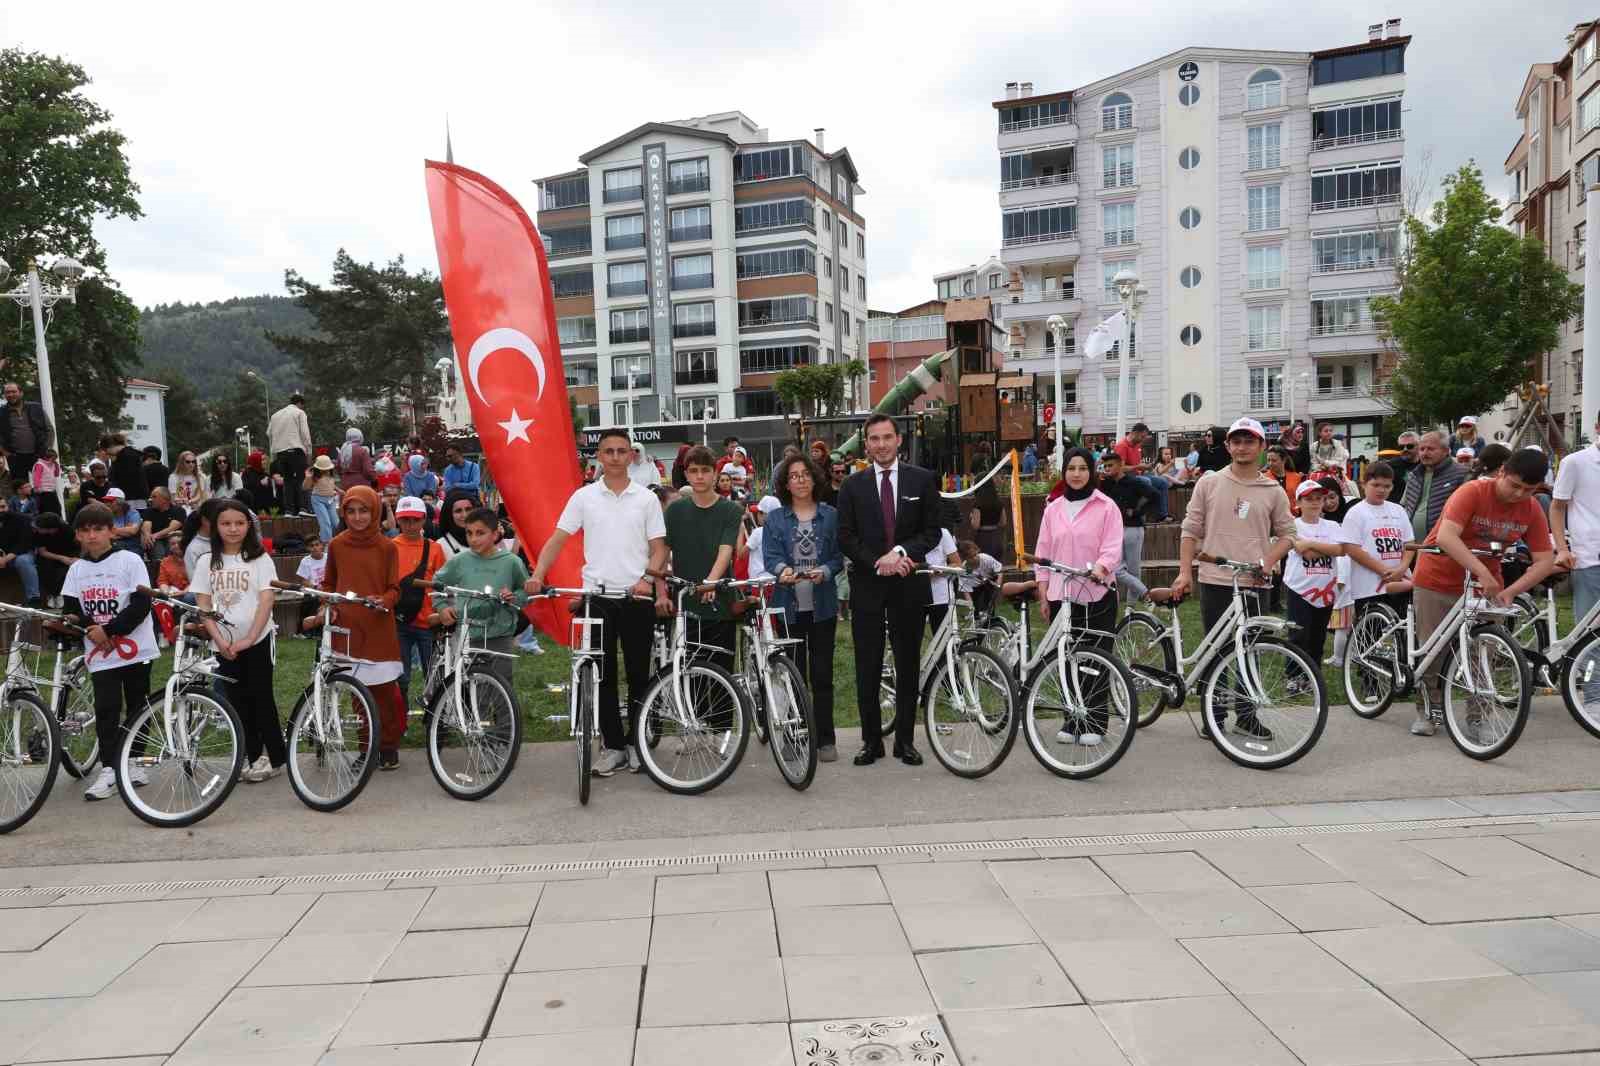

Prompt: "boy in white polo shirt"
[1553,412,1600,627]
[528,428,667,777]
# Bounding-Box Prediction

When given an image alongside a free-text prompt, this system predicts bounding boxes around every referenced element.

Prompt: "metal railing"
[1101,105,1133,131]
[1103,228,1136,247]
[1000,170,1076,192]
[547,245,592,260]
[1002,230,1078,248]
[672,320,716,339]
[1312,192,1402,213]
[1246,151,1282,171]
[734,219,815,235]
[1310,319,1378,337]
[1246,273,1284,291]
[1247,332,1285,352]
[667,175,711,195]
[1009,344,1079,360]
[1102,164,1135,189]
[609,374,653,391]
[607,281,646,298]
[1311,128,1403,152]
[673,367,717,386]
[740,350,811,373]
[1247,212,1282,231]
[669,225,713,242]
[738,314,818,330]
[604,234,645,251]
[602,186,643,204]
[1313,256,1396,275]
[670,274,713,291]
[1013,285,1077,304]
[999,111,1074,134]
[608,327,650,344]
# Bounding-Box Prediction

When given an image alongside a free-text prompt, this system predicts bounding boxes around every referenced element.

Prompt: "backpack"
[395,539,433,624]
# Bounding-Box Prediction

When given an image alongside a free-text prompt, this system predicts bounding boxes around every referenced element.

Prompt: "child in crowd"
[156,547,189,596]
[322,486,405,769]
[61,503,160,800]
[433,507,529,688]
[924,502,963,635]
[190,499,283,783]
[1337,460,1414,621]
[392,497,444,705]
[182,500,219,578]
[663,447,744,668]
[304,454,341,543]
[294,533,327,637]
[1283,481,1347,667]
[31,511,78,603]
[31,449,63,515]
[956,538,1003,620]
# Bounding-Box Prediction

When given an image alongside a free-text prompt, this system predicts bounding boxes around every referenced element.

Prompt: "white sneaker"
[1077,733,1104,747]
[83,766,117,801]
[126,765,149,788]
[592,748,629,777]
[242,755,272,783]
[1055,728,1076,744]
[1410,719,1437,737]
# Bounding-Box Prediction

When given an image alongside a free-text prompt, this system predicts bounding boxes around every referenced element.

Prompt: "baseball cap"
[1454,447,1473,461]
[757,495,782,515]
[1458,415,1478,427]
[1226,417,1266,441]
[104,487,126,500]
[395,495,427,518]
[1294,479,1329,501]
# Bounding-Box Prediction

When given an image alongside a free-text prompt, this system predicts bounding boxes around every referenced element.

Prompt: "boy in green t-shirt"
[665,445,743,668]
[434,507,530,686]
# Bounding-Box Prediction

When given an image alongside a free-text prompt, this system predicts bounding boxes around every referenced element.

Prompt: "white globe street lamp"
[1111,268,1147,441]
[0,254,85,454]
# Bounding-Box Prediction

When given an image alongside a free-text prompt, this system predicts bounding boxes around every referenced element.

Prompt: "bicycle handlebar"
[137,586,227,620]
[267,580,390,613]
[1402,542,1511,559]
[1196,553,1266,577]
[418,580,519,610]
[0,602,72,625]
[1020,554,1114,587]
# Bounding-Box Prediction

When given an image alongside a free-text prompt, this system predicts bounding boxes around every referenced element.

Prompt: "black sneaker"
[1232,716,1274,741]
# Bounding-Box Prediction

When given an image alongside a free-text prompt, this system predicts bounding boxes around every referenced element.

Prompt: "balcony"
[998,113,1079,154]
[1311,192,1402,217]
[610,373,653,391]
[999,170,1079,209]
[603,185,643,204]
[674,366,718,386]
[1311,128,1404,153]
[1001,169,1076,193]
[669,224,712,243]
[1006,285,1079,323]
[1308,382,1395,416]
[1309,319,1384,356]
[670,273,713,292]
[1312,256,1397,278]
[740,313,818,331]
[547,242,592,261]
[1001,229,1080,266]
[668,175,711,196]
[673,319,716,339]
[1006,345,1082,376]
[608,280,646,298]
[604,233,645,252]
[609,326,650,345]
[741,349,811,373]
[735,218,815,237]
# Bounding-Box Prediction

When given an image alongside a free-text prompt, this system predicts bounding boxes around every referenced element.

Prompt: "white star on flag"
[498,408,534,443]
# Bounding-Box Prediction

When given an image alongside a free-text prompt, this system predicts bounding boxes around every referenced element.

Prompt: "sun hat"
[312,454,335,471]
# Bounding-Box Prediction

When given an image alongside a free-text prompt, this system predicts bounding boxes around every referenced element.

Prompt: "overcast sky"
[5,0,1592,316]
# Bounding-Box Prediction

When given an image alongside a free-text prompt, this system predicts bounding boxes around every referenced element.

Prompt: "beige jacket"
[1180,465,1296,586]
[268,403,312,455]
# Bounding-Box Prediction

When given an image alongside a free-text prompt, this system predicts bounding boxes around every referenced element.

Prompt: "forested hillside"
[137,295,314,396]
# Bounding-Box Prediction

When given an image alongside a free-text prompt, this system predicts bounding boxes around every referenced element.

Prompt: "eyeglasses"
[787,472,813,482]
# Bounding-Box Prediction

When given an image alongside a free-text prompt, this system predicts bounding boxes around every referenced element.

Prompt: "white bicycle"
[1503,569,1600,740]
[417,581,523,800]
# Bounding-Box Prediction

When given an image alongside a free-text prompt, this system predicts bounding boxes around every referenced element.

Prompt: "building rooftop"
[126,378,168,390]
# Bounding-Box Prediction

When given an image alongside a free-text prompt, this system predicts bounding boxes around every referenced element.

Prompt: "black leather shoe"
[893,744,923,766]
[853,745,883,766]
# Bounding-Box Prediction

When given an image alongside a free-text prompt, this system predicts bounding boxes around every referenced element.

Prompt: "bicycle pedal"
[544,714,571,723]
[545,684,568,695]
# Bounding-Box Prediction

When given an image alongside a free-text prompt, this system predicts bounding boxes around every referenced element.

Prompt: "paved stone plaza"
[4,789,1600,1064]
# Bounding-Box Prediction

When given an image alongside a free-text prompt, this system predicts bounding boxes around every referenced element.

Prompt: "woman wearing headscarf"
[435,488,478,559]
[401,453,439,498]
[670,444,691,490]
[338,428,377,490]
[242,450,276,513]
[1198,427,1231,473]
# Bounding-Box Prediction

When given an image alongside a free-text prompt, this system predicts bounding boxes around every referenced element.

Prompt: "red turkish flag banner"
[424,160,582,645]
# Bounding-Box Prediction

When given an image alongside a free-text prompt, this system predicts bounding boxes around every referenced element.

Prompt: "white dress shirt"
[556,477,666,590]
[870,459,908,555]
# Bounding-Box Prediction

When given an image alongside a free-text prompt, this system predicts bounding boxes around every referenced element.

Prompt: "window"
[1248,365,1284,410]
[670,254,712,291]
[738,296,817,328]
[1311,161,1402,211]
[857,233,865,258]
[988,273,1002,290]
[612,402,629,425]
[602,166,642,203]
[734,199,809,233]
[1247,306,1283,350]
[541,174,589,210]
[1101,91,1133,131]
[1108,322,1137,359]
[604,214,644,251]
[1578,154,1600,202]
[1103,373,1139,412]
[1311,98,1402,150]
[1247,123,1281,170]
[1103,144,1135,188]
[1582,88,1600,134]
[842,316,850,336]
[825,348,834,362]
[1247,244,1284,290]
[563,360,598,387]
[1311,288,1388,334]
[1178,83,1201,107]
[679,396,717,420]
[608,308,649,344]
[1180,265,1202,288]
[858,275,866,300]
[557,315,596,346]
[606,260,646,297]
[668,205,712,242]
[545,225,590,258]
[1579,222,1588,268]
[1179,146,1201,170]
[734,145,804,183]
[1312,44,1405,86]
[1179,324,1202,346]
[736,390,784,417]
[740,344,814,373]
[1179,206,1202,229]
[610,353,651,391]
[824,302,834,324]
[841,267,850,290]
[672,301,716,338]
[822,256,832,279]
[1312,227,1399,273]
[1247,185,1281,231]
[551,269,593,298]
[821,208,832,233]
[1103,202,1136,246]
[736,246,815,280]
[1180,391,1203,414]
[856,317,866,341]
[865,313,945,343]
[1002,204,1077,245]
[667,157,710,195]
[673,349,717,386]
[997,98,1072,132]
[1582,33,1597,71]
[838,220,847,244]
[1102,260,1134,301]
[1246,69,1283,111]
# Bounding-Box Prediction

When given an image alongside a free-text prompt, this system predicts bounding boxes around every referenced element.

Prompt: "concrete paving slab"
[1409,835,1574,877]
[1181,933,1366,994]
[1249,881,1421,932]
[0,898,205,1000]
[514,918,651,973]
[768,866,887,909]
[490,967,641,1037]
[1311,926,1509,985]
[650,870,770,915]
[986,858,1123,900]
[1192,842,1345,887]
[1443,918,1600,975]
[942,1005,1132,1065]
[639,957,787,1026]
[878,861,1006,904]
[175,984,365,1061]
[1130,889,1296,938]
[1016,893,1173,942]
[1297,838,1465,882]
[1452,793,1575,815]
[473,1030,634,1066]
[783,953,936,1021]
[918,943,1080,1011]
[1093,994,1300,1066]
[896,901,1037,951]
[1529,970,1600,1025]
[1363,872,1600,923]
[1239,987,1466,1065]
[647,908,777,962]
[533,877,653,924]
[634,1022,793,1066]
[167,894,315,943]
[376,928,519,980]
[243,932,404,987]
[1384,974,1600,1057]
[775,904,910,956]
[1095,852,1237,894]
[1048,937,1225,1002]
[0,906,83,951]
[291,889,430,936]
[408,882,542,931]
[316,1044,480,1066]
[334,974,503,1048]
[1171,806,1289,830]
[1265,801,1383,826]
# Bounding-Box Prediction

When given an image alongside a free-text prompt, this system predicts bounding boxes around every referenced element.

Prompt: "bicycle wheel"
[1114,612,1176,728]
[763,657,816,790]
[1561,630,1600,740]
[286,673,379,813]
[0,691,58,835]
[976,616,1017,668]
[1442,624,1530,761]
[427,667,522,801]
[119,688,243,828]
[576,660,596,806]
[1021,646,1136,779]
[1508,593,1554,688]
[922,645,1017,778]
[1201,638,1327,770]
[635,661,749,795]
[1342,605,1401,720]
[878,657,899,736]
[53,659,98,778]
[745,659,769,747]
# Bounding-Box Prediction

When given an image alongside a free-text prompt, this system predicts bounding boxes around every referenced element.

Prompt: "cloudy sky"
[5,0,1592,314]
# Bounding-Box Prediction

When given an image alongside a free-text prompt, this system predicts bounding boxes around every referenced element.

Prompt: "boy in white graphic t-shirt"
[1283,481,1346,668]
[1337,460,1414,620]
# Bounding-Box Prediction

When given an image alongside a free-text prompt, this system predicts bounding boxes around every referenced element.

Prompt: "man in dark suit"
[837,413,942,765]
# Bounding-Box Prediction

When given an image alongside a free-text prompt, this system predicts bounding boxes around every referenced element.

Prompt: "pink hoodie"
[1034,490,1123,603]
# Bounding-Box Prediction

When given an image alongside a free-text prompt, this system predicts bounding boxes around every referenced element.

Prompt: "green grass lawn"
[163,589,1578,748]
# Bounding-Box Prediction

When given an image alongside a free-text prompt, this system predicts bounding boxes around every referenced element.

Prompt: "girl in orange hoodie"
[322,486,406,769]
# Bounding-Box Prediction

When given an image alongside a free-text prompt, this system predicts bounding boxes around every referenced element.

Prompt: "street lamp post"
[1045,314,1070,471]
[246,369,270,416]
[0,255,85,446]
[1112,269,1147,441]
[434,356,454,428]
[1287,370,1310,427]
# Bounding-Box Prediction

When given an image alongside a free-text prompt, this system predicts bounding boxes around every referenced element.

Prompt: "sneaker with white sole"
[83,766,117,801]
[126,765,149,788]
[1410,718,1437,736]
[242,755,272,783]
[1055,728,1077,744]
[592,748,630,777]
[1077,733,1104,747]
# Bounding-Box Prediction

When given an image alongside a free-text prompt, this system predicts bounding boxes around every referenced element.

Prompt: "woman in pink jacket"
[1032,447,1124,745]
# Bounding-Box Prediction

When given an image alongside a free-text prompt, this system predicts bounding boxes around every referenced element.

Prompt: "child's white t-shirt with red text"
[1283,517,1342,606]
[62,550,160,673]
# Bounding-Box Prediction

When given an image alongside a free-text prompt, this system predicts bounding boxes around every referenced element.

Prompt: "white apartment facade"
[120,378,169,459]
[933,255,1009,326]
[534,111,866,430]
[1503,20,1597,439]
[996,22,1408,454]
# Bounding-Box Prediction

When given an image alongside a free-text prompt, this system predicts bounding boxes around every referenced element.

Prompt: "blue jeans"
[1132,474,1169,520]
[311,494,339,543]
[397,624,434,702]
[4,551,40,603]
[1572,566,1600,632]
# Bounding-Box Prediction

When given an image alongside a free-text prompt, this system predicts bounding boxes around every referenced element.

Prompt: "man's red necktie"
[880,469,896,551]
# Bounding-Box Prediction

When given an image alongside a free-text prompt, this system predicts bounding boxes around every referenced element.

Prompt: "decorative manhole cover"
[791,1016,957,1065]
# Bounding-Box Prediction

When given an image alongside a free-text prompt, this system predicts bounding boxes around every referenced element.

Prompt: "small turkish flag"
[424,160,582,645]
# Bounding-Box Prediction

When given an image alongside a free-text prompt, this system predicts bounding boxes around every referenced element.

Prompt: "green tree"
[775,362,862,418]
[148,367,219,460]
[1374,163,1584,427]
[266,250,450,428]
[218,368,271,455]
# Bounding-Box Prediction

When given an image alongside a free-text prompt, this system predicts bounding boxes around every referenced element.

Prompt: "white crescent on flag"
[466,327,547,405]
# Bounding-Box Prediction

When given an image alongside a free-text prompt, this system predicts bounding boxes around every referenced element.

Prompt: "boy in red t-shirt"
[1408,447,1556,735]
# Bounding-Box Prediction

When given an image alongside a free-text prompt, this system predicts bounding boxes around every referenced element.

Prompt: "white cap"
[1226,417,1266,441]
[1526,443,1545,453]
[395,495,427,518]
[104,487,126,500]
[1294,479,1329,501]
[757,495,782,515]
[1455,447,1474,461]
[1458,415,1478,427]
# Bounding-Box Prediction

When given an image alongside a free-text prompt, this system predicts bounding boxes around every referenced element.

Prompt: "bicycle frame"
[431,587,518,735]
[1150,571,1294,711]
[1521,585,1600,663]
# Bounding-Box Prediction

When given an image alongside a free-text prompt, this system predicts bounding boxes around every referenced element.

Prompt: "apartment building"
[933,256,1010,326]
[995,22,1408,455]
[533,112,866,430]
[1503,21,1597,437]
